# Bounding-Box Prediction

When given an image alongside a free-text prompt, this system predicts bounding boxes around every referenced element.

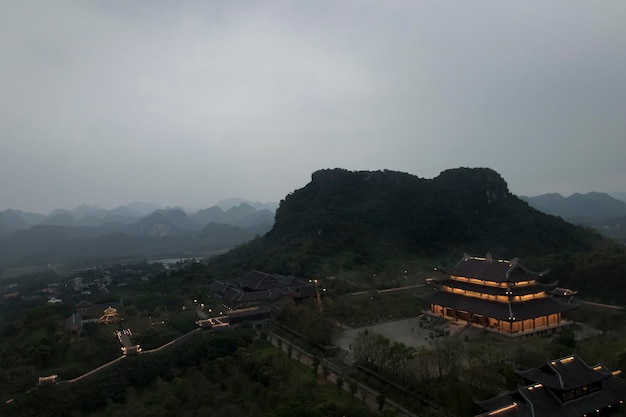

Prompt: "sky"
[2,1,625,214]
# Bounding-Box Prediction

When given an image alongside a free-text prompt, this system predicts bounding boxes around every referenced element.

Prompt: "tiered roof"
[476,355,626,417]
[424,255,577,321]
[423,291,574,321]
[437,278,557,296]
[441,255,548,283]
[210,270,318,307]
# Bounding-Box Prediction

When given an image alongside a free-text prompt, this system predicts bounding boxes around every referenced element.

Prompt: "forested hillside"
[209,168,604,277]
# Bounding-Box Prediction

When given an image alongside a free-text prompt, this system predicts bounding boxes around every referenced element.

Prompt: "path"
[268,332,419,417]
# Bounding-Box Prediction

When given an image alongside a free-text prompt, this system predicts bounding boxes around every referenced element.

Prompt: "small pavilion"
[99,306,119,324]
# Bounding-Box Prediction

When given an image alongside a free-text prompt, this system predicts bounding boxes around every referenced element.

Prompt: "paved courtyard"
[333,314,470,352]
[333,314,603,355]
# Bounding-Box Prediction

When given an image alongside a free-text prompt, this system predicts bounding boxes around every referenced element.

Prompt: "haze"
[2,1,625,214]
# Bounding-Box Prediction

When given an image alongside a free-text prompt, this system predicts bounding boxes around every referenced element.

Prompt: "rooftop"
[442,254,547,283]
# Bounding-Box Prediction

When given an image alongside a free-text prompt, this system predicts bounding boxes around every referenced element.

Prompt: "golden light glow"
[516,293,544,301]
[487,402,517,415]
[560,356,575,363]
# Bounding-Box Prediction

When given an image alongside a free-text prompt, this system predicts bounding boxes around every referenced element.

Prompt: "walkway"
[268,332,419,417]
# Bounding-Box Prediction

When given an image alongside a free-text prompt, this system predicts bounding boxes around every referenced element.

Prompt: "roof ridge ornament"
[505,258,520,279]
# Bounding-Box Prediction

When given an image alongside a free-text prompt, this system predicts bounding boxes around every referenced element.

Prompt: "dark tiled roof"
[76,300,92,308]
[239,269,297,291]
[476,356,626,417]
[477,378,626,417]
[475,393,531,417]
[209,281,229,293]
[438,279,557,296]
[211,270,316,307]
[444,257,543,283]
[423,291,576,321]
[517,355,608,390]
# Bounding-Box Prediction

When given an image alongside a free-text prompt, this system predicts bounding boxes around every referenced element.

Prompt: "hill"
[521,192,626,223]
[0,204,275,268]
[209,168,604,277]
[521,192,626,244]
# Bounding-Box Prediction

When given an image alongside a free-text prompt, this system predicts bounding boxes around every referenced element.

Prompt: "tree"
[348,379,358,401]
[312,356,320,378]
[335,375,344,390]
[376,393,386,412]
[322,365,330,381]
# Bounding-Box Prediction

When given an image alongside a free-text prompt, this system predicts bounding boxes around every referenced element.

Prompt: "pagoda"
[99,306,119,324]
[423,253,577,336]
[475,355,626,417]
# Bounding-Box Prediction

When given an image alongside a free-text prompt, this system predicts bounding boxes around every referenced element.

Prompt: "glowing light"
[487,402,517,415]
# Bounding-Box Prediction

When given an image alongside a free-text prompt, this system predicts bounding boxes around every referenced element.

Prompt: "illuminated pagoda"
[99,306,120,324]
[475,355,626,417]
[423,253,577,336]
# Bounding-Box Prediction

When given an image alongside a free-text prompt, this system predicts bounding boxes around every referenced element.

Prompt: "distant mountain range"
[520,192,626,223]
[520,193,626,244]
[0,200,276,268]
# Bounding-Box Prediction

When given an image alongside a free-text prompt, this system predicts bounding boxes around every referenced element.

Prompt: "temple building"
[423,254,577,336]
[99,306,120,324]
[475,355,626,417]
[209,270,319,309]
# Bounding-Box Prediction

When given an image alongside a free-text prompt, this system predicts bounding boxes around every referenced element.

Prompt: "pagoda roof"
[442,255,547,283]
[423,291,576,321]
[210,270,317,307]
[438,279,558,296]
[476,355,626,417]
[516,355,609,391]
[474,394,530,417]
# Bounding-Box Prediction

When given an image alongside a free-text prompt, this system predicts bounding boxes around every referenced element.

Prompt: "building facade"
[423,254,576,336]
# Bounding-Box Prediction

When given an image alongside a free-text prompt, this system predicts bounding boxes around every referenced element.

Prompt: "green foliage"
[2,328,376,417]
[208,168,602,278]
[276,300,337,346]
[537,244,626,304]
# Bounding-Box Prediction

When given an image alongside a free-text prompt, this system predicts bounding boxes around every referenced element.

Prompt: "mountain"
[0,204,273,267]
[131,209,204,237]
[192,206,227,225]
[216,198,278,212]
[610,192,626,204]
[43,212,78,227]
[0,209,44,238]
[521,192,626,223]
[192,203,275,229]
[209,168,603,277]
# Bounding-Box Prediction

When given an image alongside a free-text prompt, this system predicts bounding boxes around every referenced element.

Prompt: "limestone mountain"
[211,168,603,276]
[192,203,274,229]
[0,205,274,267]
[129,209,204,237]
[0,209,45,238]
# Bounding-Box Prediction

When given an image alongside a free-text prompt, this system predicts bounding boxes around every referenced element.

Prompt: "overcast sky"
[2,1,625,213]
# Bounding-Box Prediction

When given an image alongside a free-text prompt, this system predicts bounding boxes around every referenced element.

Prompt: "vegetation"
[536,244,626,305]
[2,168,626,416]
[208,168,603,278]
[2,326,377,417]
